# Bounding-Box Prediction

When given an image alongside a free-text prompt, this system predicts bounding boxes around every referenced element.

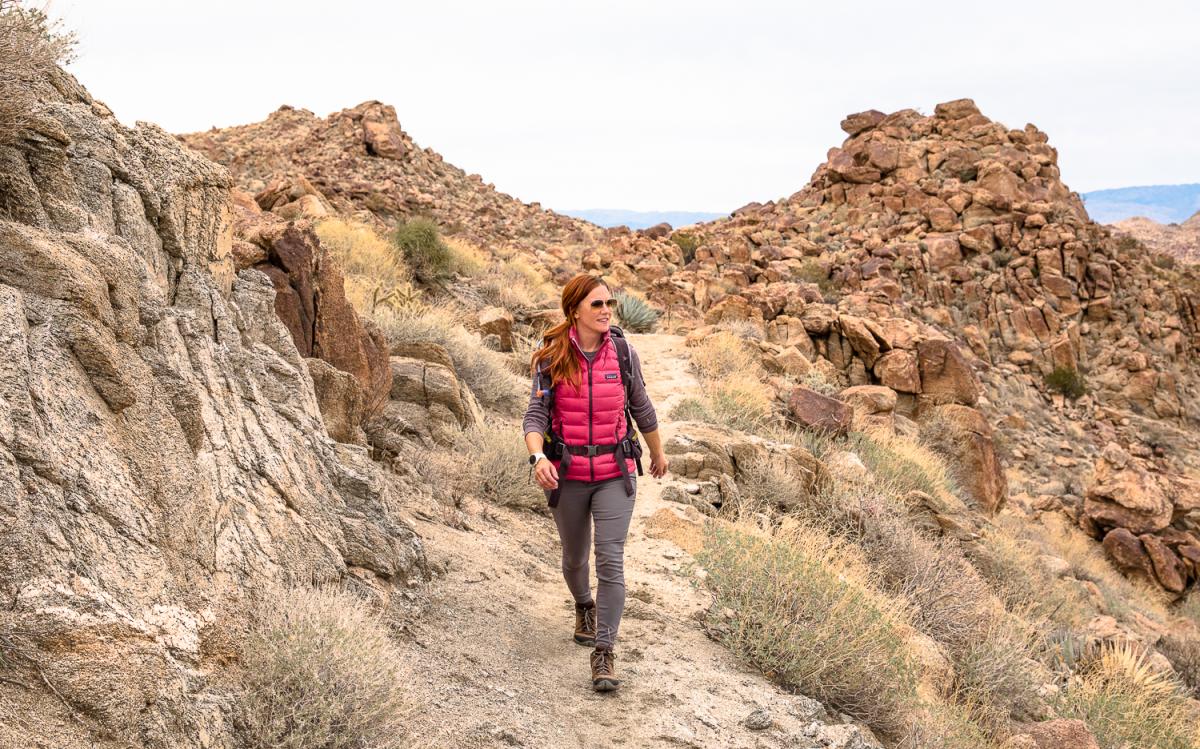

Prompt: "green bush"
[240,586,414,749]
[698,522,920,735]
[670,232,701,264]
[614,289,659,333]
[392,218,453,283]
[797,258,835,292]
[1044,366,1086,399]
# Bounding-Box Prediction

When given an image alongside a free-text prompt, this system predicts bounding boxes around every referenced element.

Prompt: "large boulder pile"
[0,70,426,746]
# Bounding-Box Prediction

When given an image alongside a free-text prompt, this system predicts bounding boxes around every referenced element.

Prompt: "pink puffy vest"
[551,326,633,482]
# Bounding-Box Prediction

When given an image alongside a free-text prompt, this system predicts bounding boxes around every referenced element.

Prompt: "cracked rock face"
[0,70,425,747]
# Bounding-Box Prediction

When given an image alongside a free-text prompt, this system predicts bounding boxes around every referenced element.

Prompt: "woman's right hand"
[534,458,559,490]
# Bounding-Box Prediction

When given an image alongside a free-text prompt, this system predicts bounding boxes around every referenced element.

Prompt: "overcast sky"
[50,0,1200,212]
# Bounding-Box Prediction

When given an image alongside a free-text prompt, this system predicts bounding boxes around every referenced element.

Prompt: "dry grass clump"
[315,218,420,314]
[476,256,557,311]
[1056,640,1200,749]
[450,420,542,510]
[687,331,761,380]
[968,525,1090,630]
[1018,514,1170,624]
[669,376,774,434]
[1179,591,1200,627]
[849,430,958,499]
[376,305,524,413]
[0,5,76,145]
[698,521,920,736]
[896,703,998,749]
[239,586,415,749]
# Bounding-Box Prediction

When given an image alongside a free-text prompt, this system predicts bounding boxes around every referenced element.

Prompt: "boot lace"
[580,605,597,635]
[591,647,615,675]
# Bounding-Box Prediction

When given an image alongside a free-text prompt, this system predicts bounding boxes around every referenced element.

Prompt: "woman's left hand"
[649,450,669,479]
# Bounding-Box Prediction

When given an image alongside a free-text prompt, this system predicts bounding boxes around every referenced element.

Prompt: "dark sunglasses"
[589,298,619,310]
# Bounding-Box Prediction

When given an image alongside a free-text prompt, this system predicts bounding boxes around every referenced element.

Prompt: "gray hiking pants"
[549,475,636,650]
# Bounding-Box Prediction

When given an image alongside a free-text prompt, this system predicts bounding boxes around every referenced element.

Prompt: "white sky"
[50,0,1200,212]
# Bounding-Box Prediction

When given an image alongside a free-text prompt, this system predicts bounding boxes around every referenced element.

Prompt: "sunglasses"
[588,299,619,310]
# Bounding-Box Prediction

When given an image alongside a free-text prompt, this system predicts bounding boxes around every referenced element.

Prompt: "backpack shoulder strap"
[608,326,634,400]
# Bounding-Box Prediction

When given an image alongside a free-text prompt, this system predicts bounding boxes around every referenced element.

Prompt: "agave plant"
[614,289,659,333]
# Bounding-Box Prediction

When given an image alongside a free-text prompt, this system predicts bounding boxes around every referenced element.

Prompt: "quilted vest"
[551,326,632,482]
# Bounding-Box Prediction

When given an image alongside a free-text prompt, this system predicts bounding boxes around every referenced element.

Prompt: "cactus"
[614,289,659,333]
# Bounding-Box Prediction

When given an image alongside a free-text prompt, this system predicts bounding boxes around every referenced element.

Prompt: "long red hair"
[530,273,609,391]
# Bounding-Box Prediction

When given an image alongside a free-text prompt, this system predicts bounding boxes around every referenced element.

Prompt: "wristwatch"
[529,452,547,466]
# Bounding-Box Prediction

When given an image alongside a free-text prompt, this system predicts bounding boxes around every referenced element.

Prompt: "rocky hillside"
[178,102,605,254]
[0,69,426,747]
[1112,211,1200,265]
[621,99,1200,598]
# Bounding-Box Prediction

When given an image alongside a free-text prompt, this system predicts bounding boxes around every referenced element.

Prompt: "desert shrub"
[896,702,997,749]
[797,258,834,292]
[1179,591,1200,627]
[1157,635,1200,698]
[1057,640,1200,749]
[670,232,701,264]
[1152,253,1177,270]
[688,331,760,380]
[698,522,920,735]
[713,319,765,341]
[614,288,659,333]
[1115,235,1140,252]
[968,526,1089,629]
[798,367,840,396]
[0,5,76,146]
[452,420,541,510]
[476,256,556,310]
[668,375,774,434]
[1044,366,1086,399]
[375,305,523,413]
[316,218,416,313]
[727,456,811,521]
[391,218,479,283]
[240,586,414,749]
[849,430,958,500]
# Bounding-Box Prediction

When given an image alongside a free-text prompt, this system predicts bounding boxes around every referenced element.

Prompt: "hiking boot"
[590,646,620,691]
[574,601,597,646]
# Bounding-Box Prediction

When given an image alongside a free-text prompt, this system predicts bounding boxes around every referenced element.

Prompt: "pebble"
[743,707,773,730]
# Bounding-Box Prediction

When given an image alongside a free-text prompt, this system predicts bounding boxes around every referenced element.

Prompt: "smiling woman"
[521,273,669,693]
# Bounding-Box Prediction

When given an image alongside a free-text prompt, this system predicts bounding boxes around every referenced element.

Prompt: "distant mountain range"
[1081,183,1200,224]
[558,208,727,230]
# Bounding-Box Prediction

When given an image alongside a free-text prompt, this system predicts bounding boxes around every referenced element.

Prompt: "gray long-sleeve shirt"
[522,341,658,437]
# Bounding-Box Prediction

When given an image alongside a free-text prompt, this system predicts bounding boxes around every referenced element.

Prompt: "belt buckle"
[586,445,599,457]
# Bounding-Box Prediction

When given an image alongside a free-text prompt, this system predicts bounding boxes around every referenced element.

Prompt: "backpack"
[534,325,644,477]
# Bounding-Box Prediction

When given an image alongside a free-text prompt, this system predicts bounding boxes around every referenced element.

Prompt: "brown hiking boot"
[574,601,596,646]
[590,646,620,691]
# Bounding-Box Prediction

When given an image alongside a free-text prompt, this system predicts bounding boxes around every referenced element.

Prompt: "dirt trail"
[395,334,851,748]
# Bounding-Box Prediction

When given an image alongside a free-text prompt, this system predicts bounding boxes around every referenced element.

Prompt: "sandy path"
[394,334,838,748]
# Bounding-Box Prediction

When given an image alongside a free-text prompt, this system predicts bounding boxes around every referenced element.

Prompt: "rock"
[477,306,514,352]
[1016,719,1100,749]
[840,109,885,136]
[1140,533,1187,593]
[642,222,672,239]
[1101,528,1155,578]
[873,350,921,393]
[742,708,774,730]
[307,358,367,444]
[0,73,425,747]
[925,404,1007,514]
[787,386,852,435]
[1083,449,1173,534]
[916,338,980,407]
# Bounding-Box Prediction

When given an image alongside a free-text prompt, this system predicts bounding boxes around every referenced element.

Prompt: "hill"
[1082,183,1200,223]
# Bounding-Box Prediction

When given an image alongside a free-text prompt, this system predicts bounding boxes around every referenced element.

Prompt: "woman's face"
[573,284,616,337]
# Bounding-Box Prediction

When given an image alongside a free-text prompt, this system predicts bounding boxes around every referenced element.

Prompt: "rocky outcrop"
[1111,211,1200,265]
[0,70,425,746]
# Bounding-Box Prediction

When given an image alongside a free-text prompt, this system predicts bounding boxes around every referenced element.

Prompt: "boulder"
[916,338,980,407]
[873,350,922,393]
[925,404,1007,514]
[1101,528,1155,579]
[787,386,852,436]
[1083,445,1173,534]
[1140,534,1187,593]
[477,306,514,352]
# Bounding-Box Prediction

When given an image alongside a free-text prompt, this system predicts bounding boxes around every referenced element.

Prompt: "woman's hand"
[534,457,559,490]
[649,450,669,479]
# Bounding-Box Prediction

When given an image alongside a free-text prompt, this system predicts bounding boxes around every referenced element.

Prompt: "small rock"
[742,707,773,731]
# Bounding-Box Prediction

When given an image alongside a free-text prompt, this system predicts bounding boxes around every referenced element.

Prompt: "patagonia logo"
[604,373,619,380]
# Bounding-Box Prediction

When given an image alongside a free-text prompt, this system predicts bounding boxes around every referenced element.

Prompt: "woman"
[522,273,669,693]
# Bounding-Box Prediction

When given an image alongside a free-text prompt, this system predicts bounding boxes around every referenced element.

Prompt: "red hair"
[530,273,609,390]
